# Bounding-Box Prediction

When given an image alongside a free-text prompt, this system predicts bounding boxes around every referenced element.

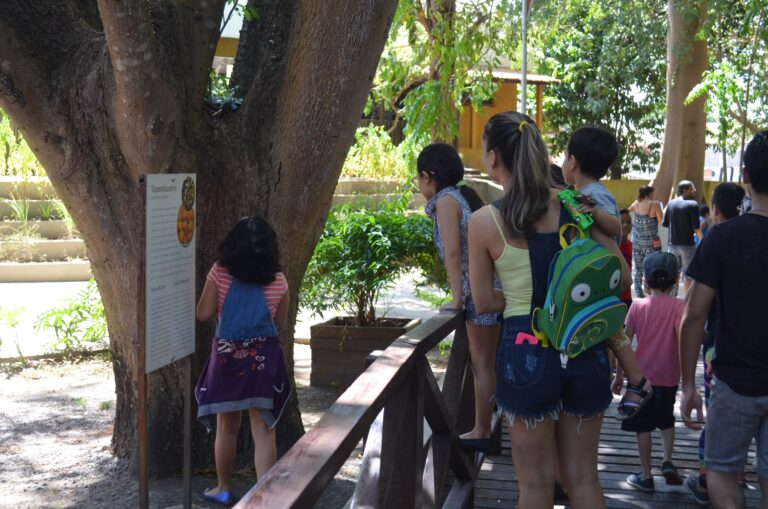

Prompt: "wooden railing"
[236,311,500,508]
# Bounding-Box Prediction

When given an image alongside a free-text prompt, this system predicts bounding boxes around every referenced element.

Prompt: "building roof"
[492,68,558,84]
[703,147,742,169]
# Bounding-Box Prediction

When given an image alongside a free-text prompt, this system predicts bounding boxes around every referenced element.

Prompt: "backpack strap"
[531,307,550,347]
[559,223,587,249]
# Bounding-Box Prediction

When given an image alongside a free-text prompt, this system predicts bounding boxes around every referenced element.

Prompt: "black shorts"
[621,385,678,433]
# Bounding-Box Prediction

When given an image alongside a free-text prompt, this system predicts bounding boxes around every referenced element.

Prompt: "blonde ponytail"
[483,112,551,238]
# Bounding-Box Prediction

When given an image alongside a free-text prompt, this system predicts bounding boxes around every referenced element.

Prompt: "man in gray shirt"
[662,180,700,293]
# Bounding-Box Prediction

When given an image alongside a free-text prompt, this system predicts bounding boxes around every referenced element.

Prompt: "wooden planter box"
[310,317,420,389]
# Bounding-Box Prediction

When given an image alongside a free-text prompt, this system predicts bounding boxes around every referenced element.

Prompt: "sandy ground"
[0,275,446,508]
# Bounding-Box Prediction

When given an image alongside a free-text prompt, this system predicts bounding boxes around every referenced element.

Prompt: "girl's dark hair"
[483,111,550,238]
[637,185,654,200]
[218,216,282,285]
[417,142,484,212]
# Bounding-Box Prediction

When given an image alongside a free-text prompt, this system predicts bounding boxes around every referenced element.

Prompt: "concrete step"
[0,260,92,282]
[0,220,75,239]
[0,177,55,200]
[0,199,63,221]
[0,238,87,262]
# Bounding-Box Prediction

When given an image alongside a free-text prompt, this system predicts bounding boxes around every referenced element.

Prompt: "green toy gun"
[558,189,595,231]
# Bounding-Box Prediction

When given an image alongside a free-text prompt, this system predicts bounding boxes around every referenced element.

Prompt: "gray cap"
[643,251,679,281]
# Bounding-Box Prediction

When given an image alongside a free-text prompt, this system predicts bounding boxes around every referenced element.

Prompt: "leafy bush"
[0,110,46,178]
[340,125,420,180]
[36,278,108,353]
[301,194,440,326]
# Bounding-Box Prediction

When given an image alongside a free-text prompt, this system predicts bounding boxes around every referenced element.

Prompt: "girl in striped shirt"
[195,216,291,506]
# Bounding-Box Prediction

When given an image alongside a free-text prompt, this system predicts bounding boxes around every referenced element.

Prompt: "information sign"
[144,174,196,373]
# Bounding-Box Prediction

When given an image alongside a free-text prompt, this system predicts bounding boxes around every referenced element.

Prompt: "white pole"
[520,0,528,115]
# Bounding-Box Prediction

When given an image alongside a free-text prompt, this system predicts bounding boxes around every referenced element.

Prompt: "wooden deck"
[474,394,762,508]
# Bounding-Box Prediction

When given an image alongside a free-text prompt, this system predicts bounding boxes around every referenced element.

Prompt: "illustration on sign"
[177,176,195,246]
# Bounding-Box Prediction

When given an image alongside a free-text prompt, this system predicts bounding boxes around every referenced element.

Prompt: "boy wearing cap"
[616,252,685,492]
[681,131,768,509]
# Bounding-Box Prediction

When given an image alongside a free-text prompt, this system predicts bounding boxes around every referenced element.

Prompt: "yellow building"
[459,69,556,169]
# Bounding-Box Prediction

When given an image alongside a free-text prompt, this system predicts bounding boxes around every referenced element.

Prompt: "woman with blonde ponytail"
[469,112,630,509]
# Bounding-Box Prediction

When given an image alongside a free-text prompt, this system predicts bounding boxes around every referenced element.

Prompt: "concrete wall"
[464,176,743,209]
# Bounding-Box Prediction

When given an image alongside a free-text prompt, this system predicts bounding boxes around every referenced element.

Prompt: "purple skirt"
[195,336,292,431]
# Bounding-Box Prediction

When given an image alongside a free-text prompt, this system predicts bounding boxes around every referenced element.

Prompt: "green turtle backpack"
[531,224,627,364]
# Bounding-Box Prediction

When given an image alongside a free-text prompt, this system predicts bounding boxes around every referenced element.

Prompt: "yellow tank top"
[488,206,533,317]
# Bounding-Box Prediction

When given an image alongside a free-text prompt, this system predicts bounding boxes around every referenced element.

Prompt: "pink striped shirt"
[206,262,288,320]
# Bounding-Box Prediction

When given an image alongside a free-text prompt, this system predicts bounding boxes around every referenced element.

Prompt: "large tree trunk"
[0,0,397,477]
[652,0,708,203]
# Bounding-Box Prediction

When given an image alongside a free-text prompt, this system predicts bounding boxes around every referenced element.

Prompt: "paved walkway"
[0,272,442,358]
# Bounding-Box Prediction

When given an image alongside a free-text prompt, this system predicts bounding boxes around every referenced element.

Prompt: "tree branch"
[97,0,182,176]
[0,2,96,82]
[0,1,97,120]
[169,1,227,117]
[255,0,398,231]
[230,0,299,97]
[728,109,760,135]
[0,3,98,170]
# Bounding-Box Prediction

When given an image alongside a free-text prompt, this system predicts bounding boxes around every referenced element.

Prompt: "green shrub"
[301,194,440,326]
[341,125,421,180]
[36,278,108,353]
[0,110,45,178]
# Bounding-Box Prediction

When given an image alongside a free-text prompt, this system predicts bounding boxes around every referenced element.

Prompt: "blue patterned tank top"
[425,186,472,297]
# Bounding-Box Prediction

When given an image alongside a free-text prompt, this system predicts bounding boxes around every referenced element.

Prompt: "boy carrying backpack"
[560,126,652,418]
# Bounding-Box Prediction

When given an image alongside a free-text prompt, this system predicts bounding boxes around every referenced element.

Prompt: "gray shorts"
[705,377,768,479]
[668,244,696,281]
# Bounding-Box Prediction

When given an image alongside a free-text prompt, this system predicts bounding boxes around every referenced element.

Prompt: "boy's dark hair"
[744,130,768,194]
[678,180,694,196]
[711,183,746,220]
[417,142,484,212]
[218,216,282,285]
[566,126,618,180]
[637,185,654,200]
[699,205,710,216]
[619,208,630,216]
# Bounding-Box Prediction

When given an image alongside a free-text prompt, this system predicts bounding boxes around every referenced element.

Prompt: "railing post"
[352,367,422,509]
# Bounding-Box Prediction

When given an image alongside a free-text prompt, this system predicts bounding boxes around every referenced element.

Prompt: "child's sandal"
[616,377,653,420]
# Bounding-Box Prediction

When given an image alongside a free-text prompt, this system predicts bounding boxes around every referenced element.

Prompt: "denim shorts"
[705,377,768,478]
[465,294,501,327]
[495,315,613,424]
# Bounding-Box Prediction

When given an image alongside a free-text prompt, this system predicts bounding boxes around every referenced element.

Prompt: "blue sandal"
[200,488,234,507]
[617,377,653,420]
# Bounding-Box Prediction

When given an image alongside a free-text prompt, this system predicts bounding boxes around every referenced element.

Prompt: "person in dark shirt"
[684,182,746,505]
[680,131,768,509]
[662,180,699,294]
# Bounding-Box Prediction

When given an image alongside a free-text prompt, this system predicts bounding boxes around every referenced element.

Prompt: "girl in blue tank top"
[415,143,500,452]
